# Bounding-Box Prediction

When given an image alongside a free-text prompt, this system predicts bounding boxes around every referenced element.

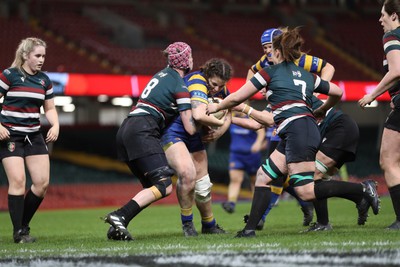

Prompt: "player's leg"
[222,168,244,213]
[192,149,225,234]
[2,156,33,243]
[283,183,314,227]
[23,153,50,242]
[165,141,198,236]
[380,127,400,229]
[237,150,287,237]
[21,132,51,242]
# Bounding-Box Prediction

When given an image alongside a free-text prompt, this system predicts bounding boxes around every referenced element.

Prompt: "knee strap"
[146,166,174,199]
[195,175,213,203]
[289,172,314,187]
[261,158,284,180]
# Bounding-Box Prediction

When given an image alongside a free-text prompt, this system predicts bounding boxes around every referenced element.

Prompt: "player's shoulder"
[383,28,400,45]
[2,67,18,76]
[186,71,206,83]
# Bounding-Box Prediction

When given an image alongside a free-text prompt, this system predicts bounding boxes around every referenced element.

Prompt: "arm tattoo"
[191,100,202,109]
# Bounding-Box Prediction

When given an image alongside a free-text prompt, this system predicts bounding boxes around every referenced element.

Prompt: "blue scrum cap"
[260,28,283,45]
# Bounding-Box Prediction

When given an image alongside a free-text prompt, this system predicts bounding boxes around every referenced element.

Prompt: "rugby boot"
[103,212,133,241]
[13,227,36,243]
[386,220,400,230]
[244,214,265,231]
[202,224,226,234]
[302,222,333,232]
[362,180,380,215]
[256,219,265,230]
[182,221,198,237]
[222,201,235,214]
[235,229,256,238]
[356,197,370,225]
[107,225,131,241]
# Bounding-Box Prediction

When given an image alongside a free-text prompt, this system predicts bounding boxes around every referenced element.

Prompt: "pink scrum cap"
[164,42,192,70]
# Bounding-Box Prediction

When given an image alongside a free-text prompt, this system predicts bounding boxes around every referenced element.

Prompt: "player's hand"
[206,103,219,115]
[313,107,327,121]
[232,103,246,112]
[250,142,262,153]
[201,127,216,143]
[46,125,59,143]
[359,94,375,109]
[390,101,395,110]
[0,124,10,140]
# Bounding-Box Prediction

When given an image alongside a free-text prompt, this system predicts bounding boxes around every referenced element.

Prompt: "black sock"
[313,198,329,225]
[116,199,143,225]
[244,187,271,231]
[314,180,363,203]
[22,190,43,227]
[8,195,24,233]
[313,180,329,225]
[389,184,400,221]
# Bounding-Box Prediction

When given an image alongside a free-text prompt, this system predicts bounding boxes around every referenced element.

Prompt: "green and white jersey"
[0,67,53,133]
[251,61,330,133]
[129,67,191,130]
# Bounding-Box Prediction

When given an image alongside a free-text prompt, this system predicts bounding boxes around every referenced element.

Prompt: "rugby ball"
[207,97,227,119]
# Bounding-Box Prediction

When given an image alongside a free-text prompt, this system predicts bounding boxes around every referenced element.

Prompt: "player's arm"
[207,80,258,114]
[212,110,232,138]
[43,98,60,143]
[232,116,263,130]
[191,100,225,127]
[320,62,335,82]
[251,127,266,153]
[246,69,255,81]
[202,110,232,143]
[231,108,273,130]
[0,80,9,140]
[180,109,197,135]
[301,54,335,82]
[313,77,343,118]
[359,49,400,107]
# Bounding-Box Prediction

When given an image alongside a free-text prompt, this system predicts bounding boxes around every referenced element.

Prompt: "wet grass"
[0,196,398,265]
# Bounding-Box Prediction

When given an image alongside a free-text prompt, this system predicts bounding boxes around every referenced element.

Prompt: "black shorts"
[384,108,400,132]
[319,114,359,168]
[276,117,321,163]
[116,115,165,162]
[0,131,48,160]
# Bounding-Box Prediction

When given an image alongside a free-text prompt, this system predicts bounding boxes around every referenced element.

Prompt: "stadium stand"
[0,0,386,209]
[0,0,381,79]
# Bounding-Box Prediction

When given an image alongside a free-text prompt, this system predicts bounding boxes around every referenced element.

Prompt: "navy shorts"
[161,128,205,153]
[229,151,261,175]
[0,131,48,160]
[276,117,321,163]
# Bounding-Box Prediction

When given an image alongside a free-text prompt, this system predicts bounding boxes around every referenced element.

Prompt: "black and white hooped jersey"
[250,61,330,133]
[129,67,191,130]
[0,67,53,133]
[383,27,400,105]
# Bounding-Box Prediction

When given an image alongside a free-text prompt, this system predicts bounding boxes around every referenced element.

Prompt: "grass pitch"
[0,196,399,266]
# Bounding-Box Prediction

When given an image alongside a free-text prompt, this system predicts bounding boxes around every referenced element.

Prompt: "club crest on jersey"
[292,70,302,77]
[39,79,45,86]
[7,142,15,152]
